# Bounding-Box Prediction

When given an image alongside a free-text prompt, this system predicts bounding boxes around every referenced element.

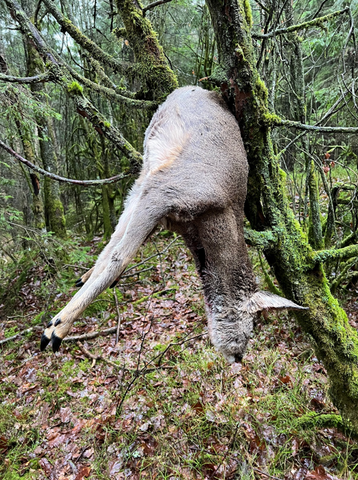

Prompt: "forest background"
[1,0,358,479]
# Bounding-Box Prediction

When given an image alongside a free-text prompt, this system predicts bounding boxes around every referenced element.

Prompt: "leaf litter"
[0,234,357,479]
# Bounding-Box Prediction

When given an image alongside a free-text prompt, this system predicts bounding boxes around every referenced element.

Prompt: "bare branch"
[252,0,270,14]
[252,7,349,39]
[280,86,354,154]
[2,0,143,166]
[0,139,131,185]
[64,327,117,342]
[269,115,358,133]
[77,342,119,368]
[312,0,330,19]
[4,0,58,64]
[143,0,173,14]
[65,62,157,110]
[0,328,33,346]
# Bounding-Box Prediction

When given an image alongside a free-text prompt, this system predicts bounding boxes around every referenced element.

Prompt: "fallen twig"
[209,422,241,480]
[77,342,119,368]
[64,327,117,342]
[0,327,33,346]
[132,286,178,306]
[113,289,121,344]
[253,468,282,480]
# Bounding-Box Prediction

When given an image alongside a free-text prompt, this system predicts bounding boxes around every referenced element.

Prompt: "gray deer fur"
[41,86,306,362]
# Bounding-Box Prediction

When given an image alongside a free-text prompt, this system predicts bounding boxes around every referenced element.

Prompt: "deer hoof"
[110,277,120,288]
[40,333,51,351]
[75,277,84,287]
[51,331,63,352]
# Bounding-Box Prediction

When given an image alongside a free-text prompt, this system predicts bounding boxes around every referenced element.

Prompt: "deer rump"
[41,86,306,363]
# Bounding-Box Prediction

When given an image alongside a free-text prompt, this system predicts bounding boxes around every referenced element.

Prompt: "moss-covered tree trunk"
[116,0,178,100]
[0,36,45,231]
[38,120,67,238]
[25,26,67,238]
[206,0,358,431]
[15,123,46,230]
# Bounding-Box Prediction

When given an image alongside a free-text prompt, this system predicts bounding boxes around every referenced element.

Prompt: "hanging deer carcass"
[41,86,306,363]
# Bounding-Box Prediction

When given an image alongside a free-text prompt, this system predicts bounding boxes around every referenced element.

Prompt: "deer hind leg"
[75,267,94,287]
[41,189,166,352]
[74,180,145,288]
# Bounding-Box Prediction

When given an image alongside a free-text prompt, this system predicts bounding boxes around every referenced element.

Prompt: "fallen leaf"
[60,407,72,423]
[74,466,91,480]
[39,457,53,475]
[305,465,333,480]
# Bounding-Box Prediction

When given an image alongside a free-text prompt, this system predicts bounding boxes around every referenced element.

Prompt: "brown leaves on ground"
[0,235,356,479]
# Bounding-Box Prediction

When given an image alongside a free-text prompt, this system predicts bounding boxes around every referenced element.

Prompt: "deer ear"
[242,291,308,314]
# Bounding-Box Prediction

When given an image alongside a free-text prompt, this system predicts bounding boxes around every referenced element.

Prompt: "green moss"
[295,412,354,435]
[254,78,268,103]
[103,121,111,128]
[118,0,177,100]
[67,81,84,96]
[48,198,66,238]
[243,0,253,29]
[262,112,281,126]
[308,161,324,250]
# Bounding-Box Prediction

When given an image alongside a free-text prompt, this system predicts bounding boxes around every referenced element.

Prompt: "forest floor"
[0,233,358,480]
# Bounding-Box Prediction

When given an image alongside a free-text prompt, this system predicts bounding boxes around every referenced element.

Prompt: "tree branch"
[0,71,53,84]
[244,228,277,249]
[4,0,58,64]
[268,115,358,133]
[2,0,143,167]
[82,54,137,99]
[41,0,131,75]
[313,244,358,264]
[143,0,173,14]
[65,62,157,110]
[252,7,349,39]
[0,139,133,185]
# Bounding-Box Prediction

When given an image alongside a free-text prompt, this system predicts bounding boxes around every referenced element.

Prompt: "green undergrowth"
[0,233,93,317]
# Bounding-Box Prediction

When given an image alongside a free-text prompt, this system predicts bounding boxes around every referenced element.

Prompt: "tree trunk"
[116,0,178,100]
[206,0,358,431]
[14,116,46,231]
[26,30,67,238]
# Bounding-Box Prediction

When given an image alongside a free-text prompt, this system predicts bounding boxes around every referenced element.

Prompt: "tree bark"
[25,38,67,238]
[116,0,178,100]
[206,0,358,432]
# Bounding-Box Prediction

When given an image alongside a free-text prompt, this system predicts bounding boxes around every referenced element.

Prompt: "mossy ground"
[1,233,357,479]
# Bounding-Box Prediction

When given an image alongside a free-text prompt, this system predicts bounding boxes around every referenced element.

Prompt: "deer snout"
[234,353,243,363]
